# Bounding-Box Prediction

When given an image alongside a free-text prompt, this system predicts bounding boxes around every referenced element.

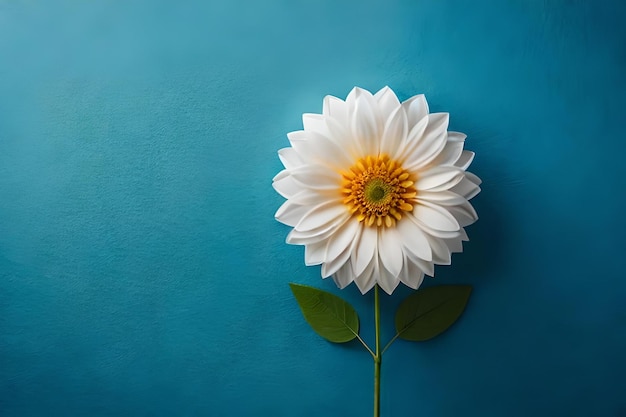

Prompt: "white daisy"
[273,86,481,294]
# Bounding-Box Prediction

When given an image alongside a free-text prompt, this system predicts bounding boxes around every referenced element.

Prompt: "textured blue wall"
[1,1,625,416]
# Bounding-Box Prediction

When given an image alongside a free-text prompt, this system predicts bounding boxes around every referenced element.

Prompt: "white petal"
[345,87,359,107]
[402,94,429,127]
[404,250,435,277]
[322,227,360,279]
[403,113,449,171]
[378,227,404,278]
[288,212,348,241]
[398,115,428,161]
[397,217,432,261]
[428,140,464,169]
[451,177,481,200]
[408,209,463,240]
[354,256,377,294]
[295,200,347,232]
[322,95,348,124]
[290,165,341,190]
[272,171,299,199]
[324,115,358,158]
[447,131,467,142]
[455,150,475,170]
[322,248,350,278]
[333,262,355,289]
[302,114,358,167]
[304,241,326,266]
[413,201,460,232]
[272,169,289,182]
[417,190,467,206]
[288,130,352,170]
[415,166,464,191]
[275,200,310,227]
[466,171,482,186]
[374,86,402,121]
[447,202,478,227]
[322,220,361,274]
[410,223,463,240]
[425,234,452,265]
[352,225,377,276]
[380,105,408,157]
[278,147,303,170]
[350,88,381,156]
[287,189,329,205]
[444,237,464,253]
[377,264,400,295]
[302,113,330,135]
[399,256,426,289]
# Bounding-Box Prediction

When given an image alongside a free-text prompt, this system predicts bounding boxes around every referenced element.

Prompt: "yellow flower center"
[341,154,417,228]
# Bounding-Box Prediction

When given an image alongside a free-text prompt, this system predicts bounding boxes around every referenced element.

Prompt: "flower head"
[273,87,481,294]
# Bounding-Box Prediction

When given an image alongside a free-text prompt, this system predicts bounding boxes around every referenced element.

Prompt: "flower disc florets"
[342,155,416,228]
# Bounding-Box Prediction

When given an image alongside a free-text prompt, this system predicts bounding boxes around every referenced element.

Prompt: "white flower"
[273,87,481,295]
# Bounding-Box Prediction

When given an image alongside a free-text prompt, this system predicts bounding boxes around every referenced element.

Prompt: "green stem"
[373,285,381,417]
[381,333,399,356]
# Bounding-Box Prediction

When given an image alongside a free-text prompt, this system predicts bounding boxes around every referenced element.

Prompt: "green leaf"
[395,285,472,342]
[289,283,360,343]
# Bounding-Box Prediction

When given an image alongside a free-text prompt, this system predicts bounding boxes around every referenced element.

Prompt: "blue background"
[1,1,625,416]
